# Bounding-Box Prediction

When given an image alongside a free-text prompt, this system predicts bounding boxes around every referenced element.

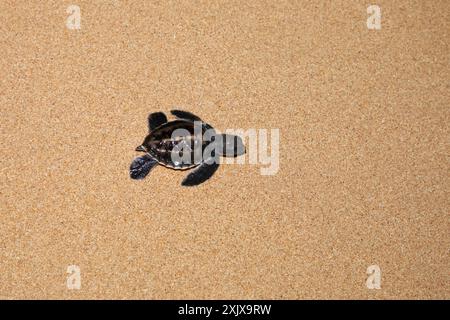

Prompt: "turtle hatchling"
[130,110,245,186]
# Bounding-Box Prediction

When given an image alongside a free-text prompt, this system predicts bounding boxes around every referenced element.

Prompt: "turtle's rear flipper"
[217,134,246,157]
[170,110,202,122]
[181,158,219,187]
[148,112,168,132]
[130,155,158,180]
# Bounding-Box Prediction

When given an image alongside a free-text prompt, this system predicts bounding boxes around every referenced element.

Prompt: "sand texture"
[1,1,449,299]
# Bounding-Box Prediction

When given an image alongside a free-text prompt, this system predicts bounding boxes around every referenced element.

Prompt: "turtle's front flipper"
[181,158,219,186]
[170,110,202,122]
[148,112,168,132]
[130,154,158,180]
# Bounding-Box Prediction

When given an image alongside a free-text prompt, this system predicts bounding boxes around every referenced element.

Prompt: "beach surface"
[1,0,449,299]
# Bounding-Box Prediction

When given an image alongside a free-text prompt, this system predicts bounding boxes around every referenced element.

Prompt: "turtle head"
[137,135,154,152]
[135,144,147,152]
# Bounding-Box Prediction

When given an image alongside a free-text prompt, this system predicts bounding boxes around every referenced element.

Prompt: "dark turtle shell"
[140,120,215,169]
[131,110,246,186]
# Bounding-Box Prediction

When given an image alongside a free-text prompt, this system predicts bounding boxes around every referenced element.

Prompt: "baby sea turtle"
[130,110,245,186]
